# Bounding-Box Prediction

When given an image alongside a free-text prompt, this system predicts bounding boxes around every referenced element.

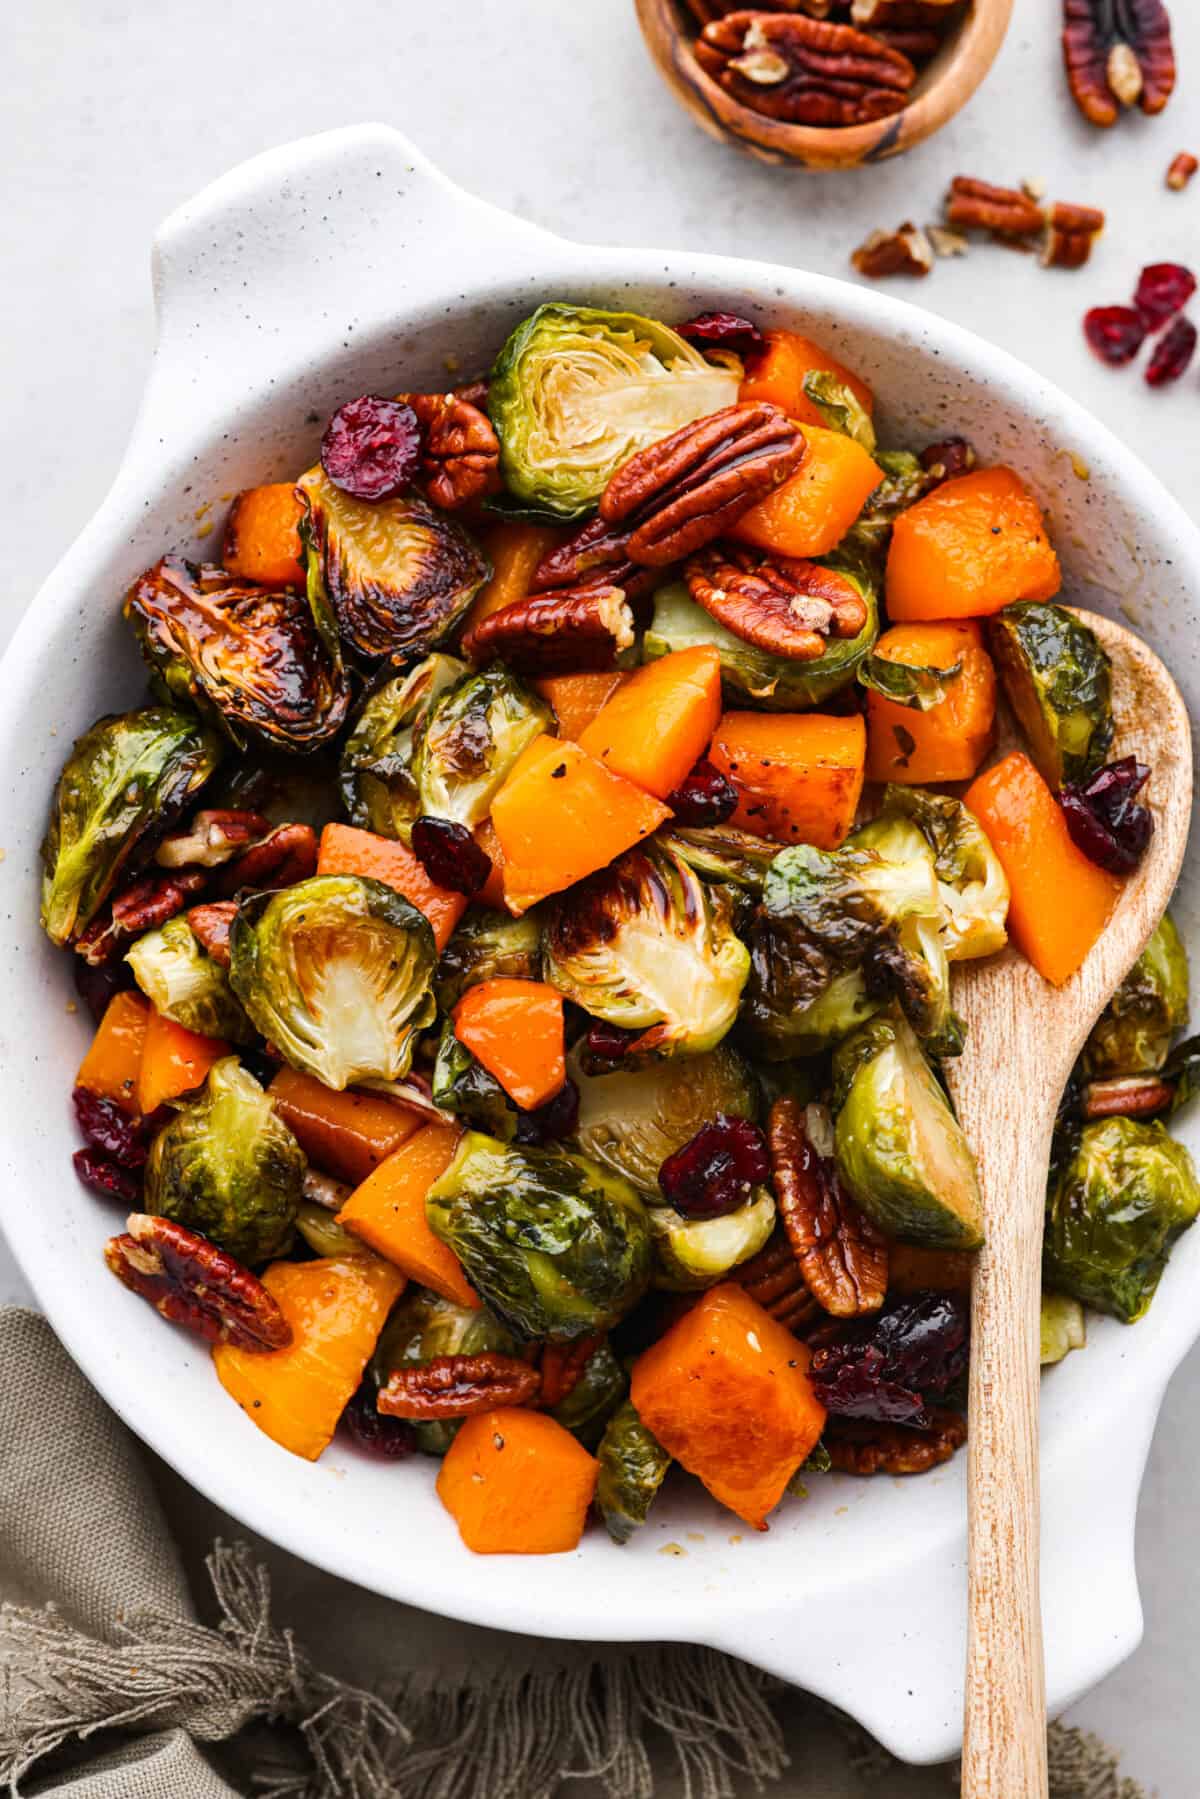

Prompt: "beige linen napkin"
[0,1309,1142,1798]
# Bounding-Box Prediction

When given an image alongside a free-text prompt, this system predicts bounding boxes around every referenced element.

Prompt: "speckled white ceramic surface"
[1,125,1198,1768]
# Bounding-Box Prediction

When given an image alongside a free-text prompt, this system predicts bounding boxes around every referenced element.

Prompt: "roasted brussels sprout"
[988,602,1114,788]
[126,916,252,1043]
[124,557,350,754]
[549,1340,629,1448]
[657,822,778,893]
[573,1042,759,1195]
[338,654,467,839]
[1044,1117,1200,1321]
[435,909,543,1013]
[425,1131,653,1340]
[1040,1292,1087,1366]
[544,843,749,1062]
[832,1015,985,1249]
[649,1187,776,1289]
[875,786,1009,962]
[645,574,877,713]
[294,1198,366,1260]
[488,303,741,517]
[596,1400,671,1544]
[144,1057,305,1264]
[229,875,437,1089]
[41,706,222,948]
[1082,913,1189,1077]
[369,1285,519,1456]
[839,451,933,579]
[801,371,877,453]
[415,667,550,829]
[297,465,489,661]
[431,1019,518,1141]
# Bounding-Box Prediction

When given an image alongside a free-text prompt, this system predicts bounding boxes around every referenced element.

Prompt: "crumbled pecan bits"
[684,545,868,660]
[461,584,635,675]
[210,822,319,898]
[377,1352,541,1420]
[186,900,238,969]
[1167,152,1198,191]
[729,1228,821,1334]
[1081,1073,1176,1120]
[599,402,806,568]
[397,391,502,512]
[695,12,917,127]
[1040,201,1106,269]
[105,1213,293,1351]
[528,515,659,605]
[826,1408,967,1475]
[851,222,934,279]
[155,809,271,870]
[1063,0,1175,127]
[946,176,1044,238]
[768,1098,888,1318]
[75,869,209,966]
[539,1335,604,1409]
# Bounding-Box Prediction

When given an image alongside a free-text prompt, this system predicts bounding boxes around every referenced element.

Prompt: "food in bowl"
[44,301,1200,1554]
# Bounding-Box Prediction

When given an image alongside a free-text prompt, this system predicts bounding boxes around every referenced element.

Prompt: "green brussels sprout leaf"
[431,1018,519,1141]
[435,908,543,1014]
[800,370,877,453]
[126,916,253,1043]
[857,651,963,713]
[339,654,467,840]
[1040,1292,1087,1366]
[988,602,1114,788]
[656,822,778,893]
[549,1339,629,1448]
[875,785,1009,962]
[573,1042,759,1195]
[596,1400,671,1544]
[1082,912,1189,1078]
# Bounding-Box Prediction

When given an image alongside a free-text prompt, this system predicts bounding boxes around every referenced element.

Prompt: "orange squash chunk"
[473,818,509,911]
[490,735,671,913]
[316,822,467,952]
[337,1121,476,1307]
[533,672,628,744]
[454,979,566,1111]
[437,1408,600,1553]
[76,990,151,1113]
[268,1067,422,1185]
[460,521,566,643]
[578,647,722,800]
[732,425,883,561]
[739,330,874,428]
[213,1255,405,1462]
[865,622,996,784]
[965,751,1123,985]
[886,467,1062,620]
[631,1284,826,1531]
[709,712,865,848]
[137,1009,229,1115]
[221,484,307,589]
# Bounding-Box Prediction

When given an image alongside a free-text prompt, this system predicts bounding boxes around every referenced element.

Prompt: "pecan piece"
[1081,1072,1175,1120]
[186,900,238,968]
[210,822,318,898]
[687,0,834,20]
[528,515,659,605]
[461,584,635,674]
[539,1334,604,1409]
[377,1352,541,1420]
[155,809,271,869]
[696,13,917,126]
[851,221,934,278]
[1040,200,1106,268]
[75,869,209,965]
[729,1228,821,1334]
[946,176,1045,238]
[826,1408,967,1475]
[769,1099,888,1318]
[1167,151,1198,191]
[685,545,868,660]
[1063,0,1175,127]
[599,403,806,568]
[398,391,502,511]
[105,1213,293,1351]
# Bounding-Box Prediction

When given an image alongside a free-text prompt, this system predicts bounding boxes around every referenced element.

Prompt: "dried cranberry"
[918,437,976,483]
[808,1292,969,1428]
[1060,756,1154,875]
[667,758,739,828]
[73,955,135,1024]
[342,1380,416,1459]
[320,396,422,502]
[1083,306,1146,367]
[1145,315,1197,388]
[410,816,491,897]
[659,1115,771,1220]
[515,1077,580,1146]
[72,1086,150,1168]
[73,1147,142,1206]
[1134,263,1197,332]
[584,1021,640,1064]
[675,312,765,358]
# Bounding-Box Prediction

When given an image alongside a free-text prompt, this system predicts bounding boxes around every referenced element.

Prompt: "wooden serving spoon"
[947,610,1192,1799]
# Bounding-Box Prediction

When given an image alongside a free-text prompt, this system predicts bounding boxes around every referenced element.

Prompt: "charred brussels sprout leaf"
[1082,912,1189,1077]
[573,1042,759,1196]
[989,602,1114,788]
[488,303,741,518]
[544,842,749,1063]
[801,371,877,453]
[416,667,551,829]
[144,1057,305,1264]
[123,557,350,754]
[229,875,437,1090]
[596,1400,671,1543]
[876,786,1009,962]
[1040,1292,1087,1366]
[832,1015,984,1249]
[41,706,222,947]
[648,1188,776,1289]
[297,465,489,662]
[339,654,467,840]
[435,909,543,1014]
[1044,1117,1200,1321]
[425,1132,652,1340]
[126,916,252,1043]
[839,451,934,580]
[657,822,778,894]
[858,651,963,712]
[370,1285,519,1456]
[550,1340,628,1448]
[431,1019,518,1141]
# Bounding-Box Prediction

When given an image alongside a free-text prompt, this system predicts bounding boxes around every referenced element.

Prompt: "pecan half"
[210,822,319,898]
[528,515,659,605]
[155,809,271,869]
[461,584,635,674]
[851,0,960,21]
[599,403,806,568]
[826,1408,967,1475]
[685,545,868,660]
[1040,200,1106,269]
[105,1213,293,1351]
[687,0,834,21]
[1167,151,1198,191]
[377,1352,541,1420]
[186,900,238,968]
[851,222,934,278]
[76,869,209,966]
[399,391,502,512]
[539,1334,604,1409]
[695,13,917,126]
[1063,0,1175,126]
[1081,1072,1175,1120]
[769,1098,888,1318]
[946,176,1045,238]
[729,1228,821,1334]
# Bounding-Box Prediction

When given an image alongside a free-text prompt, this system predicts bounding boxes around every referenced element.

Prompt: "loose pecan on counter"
[769,1098,889,1317]
[461,584,635,674]
[105,1213,293,1351]
[1062,0,1175,127]
[695,12,917,126]
[377,1352,541,1420]
[1167,151,1197,191]
[399,391,502,511]
[826,1408,967,1475]
[1041,201,1106,269]
[851,222,934,278]
[946,176,1045,239]
[684,545,868,659]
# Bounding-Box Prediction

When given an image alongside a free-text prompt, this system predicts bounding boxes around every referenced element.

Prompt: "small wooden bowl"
[634,0,1014,169]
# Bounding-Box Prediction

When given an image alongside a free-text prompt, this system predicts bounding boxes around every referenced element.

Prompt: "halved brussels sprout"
[144,1057,305,1264]
[1044,1116,1200,1322]
[297,465,489,661]
[657,822,778,893]
[425,1131,652,1340]
[1040,1292,1086,1366]
[573,1042,759,1196]
[645,575,877,713]
[229,875,437,1090]
[875,786,1009,962]
[832,1015,985,1249]
[988,602,1114,788]
[596,1400,671,1544]
[488,303,741,518]
[41,706,222,947]
[649,1188,776,1289]
[126,916,252,1043]
[550,1339,629,1448]
[544,842,749,1062]
[801,371,877,453]
[123,556,350,754]
[431,1018,518,1141]
[416,667,551,829]
[1082,913,1189,1078]
[435,909,543,1014]
[370,1285,519,1456]
[339,653,467,840]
